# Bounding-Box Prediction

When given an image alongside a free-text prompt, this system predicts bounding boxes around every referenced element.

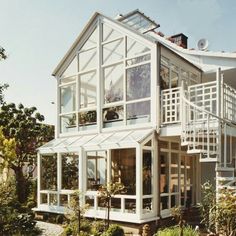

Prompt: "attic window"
[118,10,159,34]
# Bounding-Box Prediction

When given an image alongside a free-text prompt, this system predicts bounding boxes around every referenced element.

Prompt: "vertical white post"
[224,124,227,167]
[97,17,102,133]
[79,148,84,191]
[107,150,111,183]
[156,44,161,129]
[153,135,158,216]
[57,153,61,207]
[56,77,60,138]
[136,145,142,219]
[151,43,158,128]
[37,153,41,208]
[216,68,222,163]
[215,68,222,234]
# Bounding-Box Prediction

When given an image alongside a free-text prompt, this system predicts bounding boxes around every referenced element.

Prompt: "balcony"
[161,81,236,125]
[160,80,236,163]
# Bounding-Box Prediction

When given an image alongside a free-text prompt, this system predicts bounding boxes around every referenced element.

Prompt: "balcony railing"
[161,81,236,125]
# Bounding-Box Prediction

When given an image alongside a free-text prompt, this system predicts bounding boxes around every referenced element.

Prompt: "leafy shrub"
[0,178,41,235]
[102,224,124,236]
[155,226,197,236]
[91,220,106,236]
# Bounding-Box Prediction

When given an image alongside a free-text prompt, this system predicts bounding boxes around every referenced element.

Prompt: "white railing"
[188,81,217,120]
[160,80,236,163]
[223,83,236,122]
[161,87,181,124]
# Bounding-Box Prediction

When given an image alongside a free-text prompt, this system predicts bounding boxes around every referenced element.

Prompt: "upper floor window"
[160,55,200,89]
[59,21,152,134]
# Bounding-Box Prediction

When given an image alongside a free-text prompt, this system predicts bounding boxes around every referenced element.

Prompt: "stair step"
[199,157,218,162]
[217,177,234,181]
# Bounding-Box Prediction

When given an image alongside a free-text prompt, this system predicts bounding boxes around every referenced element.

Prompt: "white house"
[35,10,236,224]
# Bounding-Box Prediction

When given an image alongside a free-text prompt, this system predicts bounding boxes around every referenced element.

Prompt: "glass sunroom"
[38,129,159,223]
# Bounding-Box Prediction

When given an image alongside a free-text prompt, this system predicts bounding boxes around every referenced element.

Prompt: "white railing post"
[216,68,222,164]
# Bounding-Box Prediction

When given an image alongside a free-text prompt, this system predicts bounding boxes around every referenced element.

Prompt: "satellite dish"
[197,38,209,50]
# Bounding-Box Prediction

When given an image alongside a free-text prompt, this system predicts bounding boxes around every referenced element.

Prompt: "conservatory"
[36,9,236,224]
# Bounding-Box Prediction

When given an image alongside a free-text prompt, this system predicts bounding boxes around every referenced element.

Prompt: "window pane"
[103,106,124,128]
[160,153,169,193]
[104,64,123,104]
[61,153,79,190]
[79,110,97,126]
[103,24,122,42]
[143,150,152,195]
[41,155,57,190]
[103,38,123,65]
[60,114,76,133]
[126,63,150,101]
[80,27,97,50]
[49,194,57,206]
[80,71,96,108]
[111,149,136,195]
[127,37,150,58]
[79,48,97,71]
[127,101,150,124]
[171,70,179,88]
[61,56,78,78]
[160,64,169,89]
[60,195,68,206]
[87,151,107,191]
[160,196,169,210]
[60,84,76,113]
[171,153,179,193]
[60,75,77,85]
[126,54,150,66]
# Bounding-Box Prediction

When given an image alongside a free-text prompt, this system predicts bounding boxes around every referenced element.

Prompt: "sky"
[0,0,236,125]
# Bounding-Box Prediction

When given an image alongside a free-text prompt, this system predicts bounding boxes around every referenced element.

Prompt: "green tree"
[0,103,54,203]
[98,182,125,229]
[0,46,7,60]
[0,83,9,105]
[0,126,16,182]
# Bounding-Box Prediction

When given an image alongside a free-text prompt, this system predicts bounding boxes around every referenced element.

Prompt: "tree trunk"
[14,167,28,203]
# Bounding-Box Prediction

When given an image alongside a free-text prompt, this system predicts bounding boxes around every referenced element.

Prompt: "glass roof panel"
[120,11,158,33]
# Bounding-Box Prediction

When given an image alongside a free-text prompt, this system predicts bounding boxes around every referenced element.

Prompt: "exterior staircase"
[161,74,236,193]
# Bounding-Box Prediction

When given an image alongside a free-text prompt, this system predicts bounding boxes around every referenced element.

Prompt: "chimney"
[170,33,188,49]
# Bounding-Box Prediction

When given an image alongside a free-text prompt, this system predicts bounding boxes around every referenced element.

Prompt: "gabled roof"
[52,11,157,77]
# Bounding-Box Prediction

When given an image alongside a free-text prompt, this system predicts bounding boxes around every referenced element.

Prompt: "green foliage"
[0,83,8,104]
[0,126,16,182]
[91,220,106,236]
[216,188,236,236]
[0,102,54,203]
[199,181,217,233]
[98,182,125,229]
[0,46,7,60]
[101,224,124,236]
[155,226,198,236]
[63,191,90,235]
[0,178,40,235]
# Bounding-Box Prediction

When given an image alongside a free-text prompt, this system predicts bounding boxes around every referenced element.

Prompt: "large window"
[61,153,79,190]
[159,139,196,214]
[41,155,57,190]
[111,148,136,195]
[102,24,151,128]
[160,55,200,89]
[59,22,152,133]
[87,151,107,191]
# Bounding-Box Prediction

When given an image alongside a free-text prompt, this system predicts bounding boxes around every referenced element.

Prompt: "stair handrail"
[181,93,236,129]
